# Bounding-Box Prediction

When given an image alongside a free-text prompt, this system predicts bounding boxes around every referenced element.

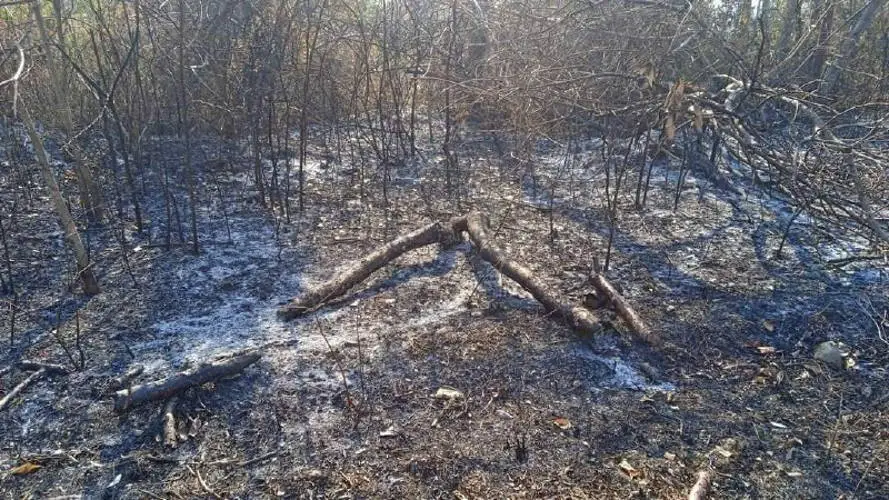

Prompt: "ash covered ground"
[1,125,888,498]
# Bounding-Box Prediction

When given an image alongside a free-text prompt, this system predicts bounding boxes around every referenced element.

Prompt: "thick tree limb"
[454,212,603,337]
[278,212,628,341]
[278,221,452,319]
[590,274,658,345]
[112,352,261,412]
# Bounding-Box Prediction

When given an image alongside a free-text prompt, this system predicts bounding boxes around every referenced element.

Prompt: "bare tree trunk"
[807,0,835,82]
[33,2,106,223]
[821,0,888,93]
[20,102,100,295]
[775,0,800,59]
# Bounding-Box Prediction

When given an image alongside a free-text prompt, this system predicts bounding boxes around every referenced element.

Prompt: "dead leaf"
[762,320,775,332]
[553,417,572,430]
[756,346,777,355]
[10,462,41,475]
[618,459,642,479]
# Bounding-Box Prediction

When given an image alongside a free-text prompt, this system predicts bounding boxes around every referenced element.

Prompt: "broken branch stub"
[112,352,261,412]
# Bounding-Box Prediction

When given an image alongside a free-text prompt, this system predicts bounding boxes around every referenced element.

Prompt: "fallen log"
[589,274,659,345]
[278,221,453,319]
[454,212,602,337]
[278,212,625,340]
[112,352,261,412]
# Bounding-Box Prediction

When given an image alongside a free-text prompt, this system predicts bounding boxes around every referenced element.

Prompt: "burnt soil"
[1,127,888,499]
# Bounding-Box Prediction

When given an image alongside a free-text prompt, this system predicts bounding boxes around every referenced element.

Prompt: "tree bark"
[278,221,453,318]
[775,0,800,59]
[20,102,100,295]
[454,212,603,337]
[112,352,261,412]
[278,212,647,342]
[590,274,658,345]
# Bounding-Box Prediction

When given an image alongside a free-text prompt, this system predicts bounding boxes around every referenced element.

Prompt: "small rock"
[814,341,844,370]
[380,425,400,438]
[434,387,464,400]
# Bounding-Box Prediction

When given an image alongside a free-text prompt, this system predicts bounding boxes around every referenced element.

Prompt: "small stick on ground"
[590,273,659,345]
[163,397,179,448]
[0,361,70,412]
[186,464,221,499]
[113,352,261,412]
[688,470,713,500]
[687,438,741,500]
[0,369,47,412]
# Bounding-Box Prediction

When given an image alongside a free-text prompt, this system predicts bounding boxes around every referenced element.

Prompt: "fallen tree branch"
[108,364,145,392]
[163,397,179,448]
[590,274,658,345]
[0,369,48,412]
[18,360,70,375]
[112,352,261,412]
[454,212,604,337]
[0,361,70,412]
[278,221,453,319]
[276,212,659,342]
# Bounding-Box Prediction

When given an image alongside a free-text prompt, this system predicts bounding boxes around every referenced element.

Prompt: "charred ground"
[1,124,888,499]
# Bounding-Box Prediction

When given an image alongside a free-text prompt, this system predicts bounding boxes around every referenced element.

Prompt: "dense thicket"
[0,0,887,291]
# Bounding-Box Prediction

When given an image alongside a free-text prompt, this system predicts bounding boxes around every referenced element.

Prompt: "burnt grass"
[1,127,888,499]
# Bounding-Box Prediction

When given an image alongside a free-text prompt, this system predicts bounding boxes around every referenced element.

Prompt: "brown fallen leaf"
[553,417,572,430]
[10,462,41,475]
[762,320,775,332]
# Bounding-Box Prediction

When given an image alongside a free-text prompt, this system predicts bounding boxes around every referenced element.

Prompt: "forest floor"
[1,125,888,499]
